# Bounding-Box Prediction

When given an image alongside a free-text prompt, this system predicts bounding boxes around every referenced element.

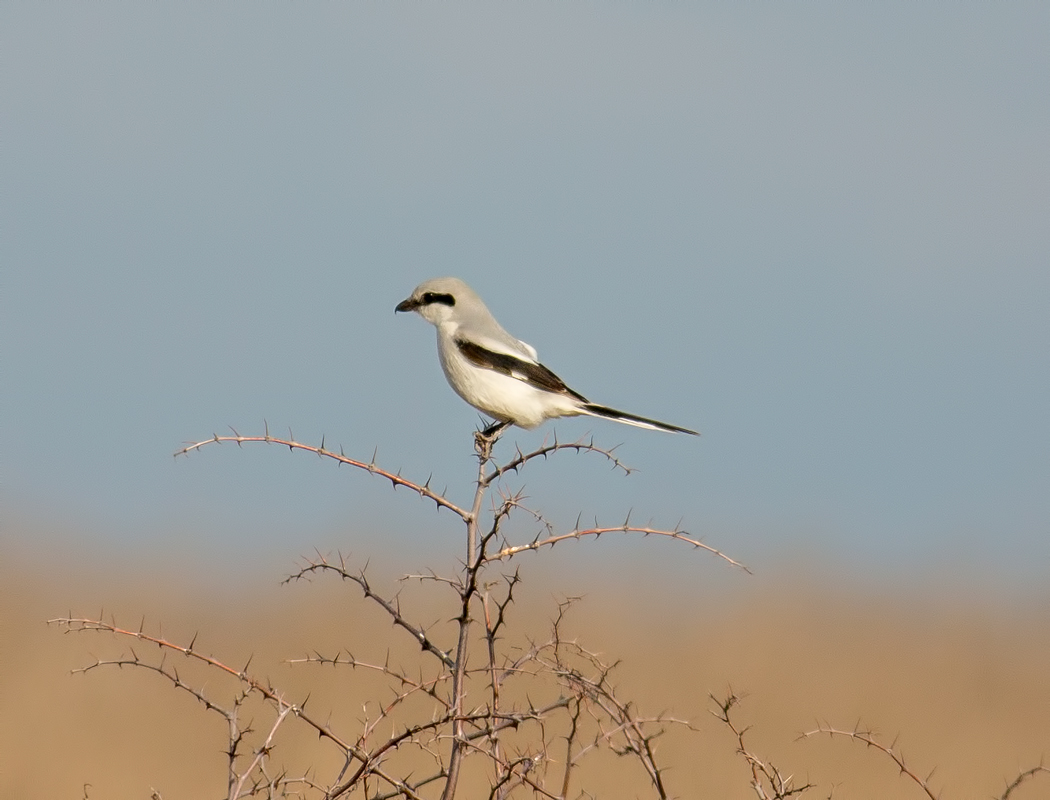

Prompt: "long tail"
[580,403,699,435]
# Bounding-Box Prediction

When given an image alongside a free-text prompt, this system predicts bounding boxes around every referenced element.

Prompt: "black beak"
[395,297,418,313]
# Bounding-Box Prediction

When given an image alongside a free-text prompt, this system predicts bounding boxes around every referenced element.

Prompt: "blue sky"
[4,4,1048,589]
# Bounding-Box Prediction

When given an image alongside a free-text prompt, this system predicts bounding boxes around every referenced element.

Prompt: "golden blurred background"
[3,532,1048,799]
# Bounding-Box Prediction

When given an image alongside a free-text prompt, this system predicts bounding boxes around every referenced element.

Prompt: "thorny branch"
[712,692,812,800]
[1000,763,1050,800]
[284,554,456,669]
[482,522,749,572]
[61,424,747,798]
[482,434,634,485]
[56,423,1046,798]
[801,725,1048,799]
[47,617,410,800]
[176,425,470,520]
[800,725,938,800]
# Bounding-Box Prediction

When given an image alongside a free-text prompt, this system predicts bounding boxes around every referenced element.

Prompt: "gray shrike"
[395,277,698,436]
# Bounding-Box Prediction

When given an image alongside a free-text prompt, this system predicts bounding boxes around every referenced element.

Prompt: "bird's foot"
[480,420,509,438]
[475,420,509,455]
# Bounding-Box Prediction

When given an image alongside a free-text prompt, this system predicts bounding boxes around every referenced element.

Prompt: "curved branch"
[176,430,470,521]
[800,725,937,800]
[49,616,432,799]
[284,557,455,669]
[484,435,633,486]
[49,617,362,759]
[1001,764,1050,800]
[483,524,750,573]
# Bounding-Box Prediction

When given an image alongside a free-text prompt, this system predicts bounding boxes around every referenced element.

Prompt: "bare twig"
[176,428,470,520]
[1000,763,1050,800]
[483,434,634,485]
[439,427,500,800]
[284,554,455,669]
[713,692,812,800]
[60,424,747,799]
[484,522,750,573]
[47,617,421,798]
[800,724,937,800]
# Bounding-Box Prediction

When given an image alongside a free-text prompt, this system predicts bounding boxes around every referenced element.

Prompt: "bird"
[395,277,698,436]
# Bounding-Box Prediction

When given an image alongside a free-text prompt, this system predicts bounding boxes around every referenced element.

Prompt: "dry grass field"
[2,535,1048,799]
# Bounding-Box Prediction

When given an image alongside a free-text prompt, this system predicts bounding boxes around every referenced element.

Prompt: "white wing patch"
[462,330,539,364]
[517,339,538,361]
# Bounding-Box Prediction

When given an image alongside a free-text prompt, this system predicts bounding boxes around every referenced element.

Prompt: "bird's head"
[396,277,474,326]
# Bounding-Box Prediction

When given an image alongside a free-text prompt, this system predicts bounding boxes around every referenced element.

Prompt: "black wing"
[455,338,589,403]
